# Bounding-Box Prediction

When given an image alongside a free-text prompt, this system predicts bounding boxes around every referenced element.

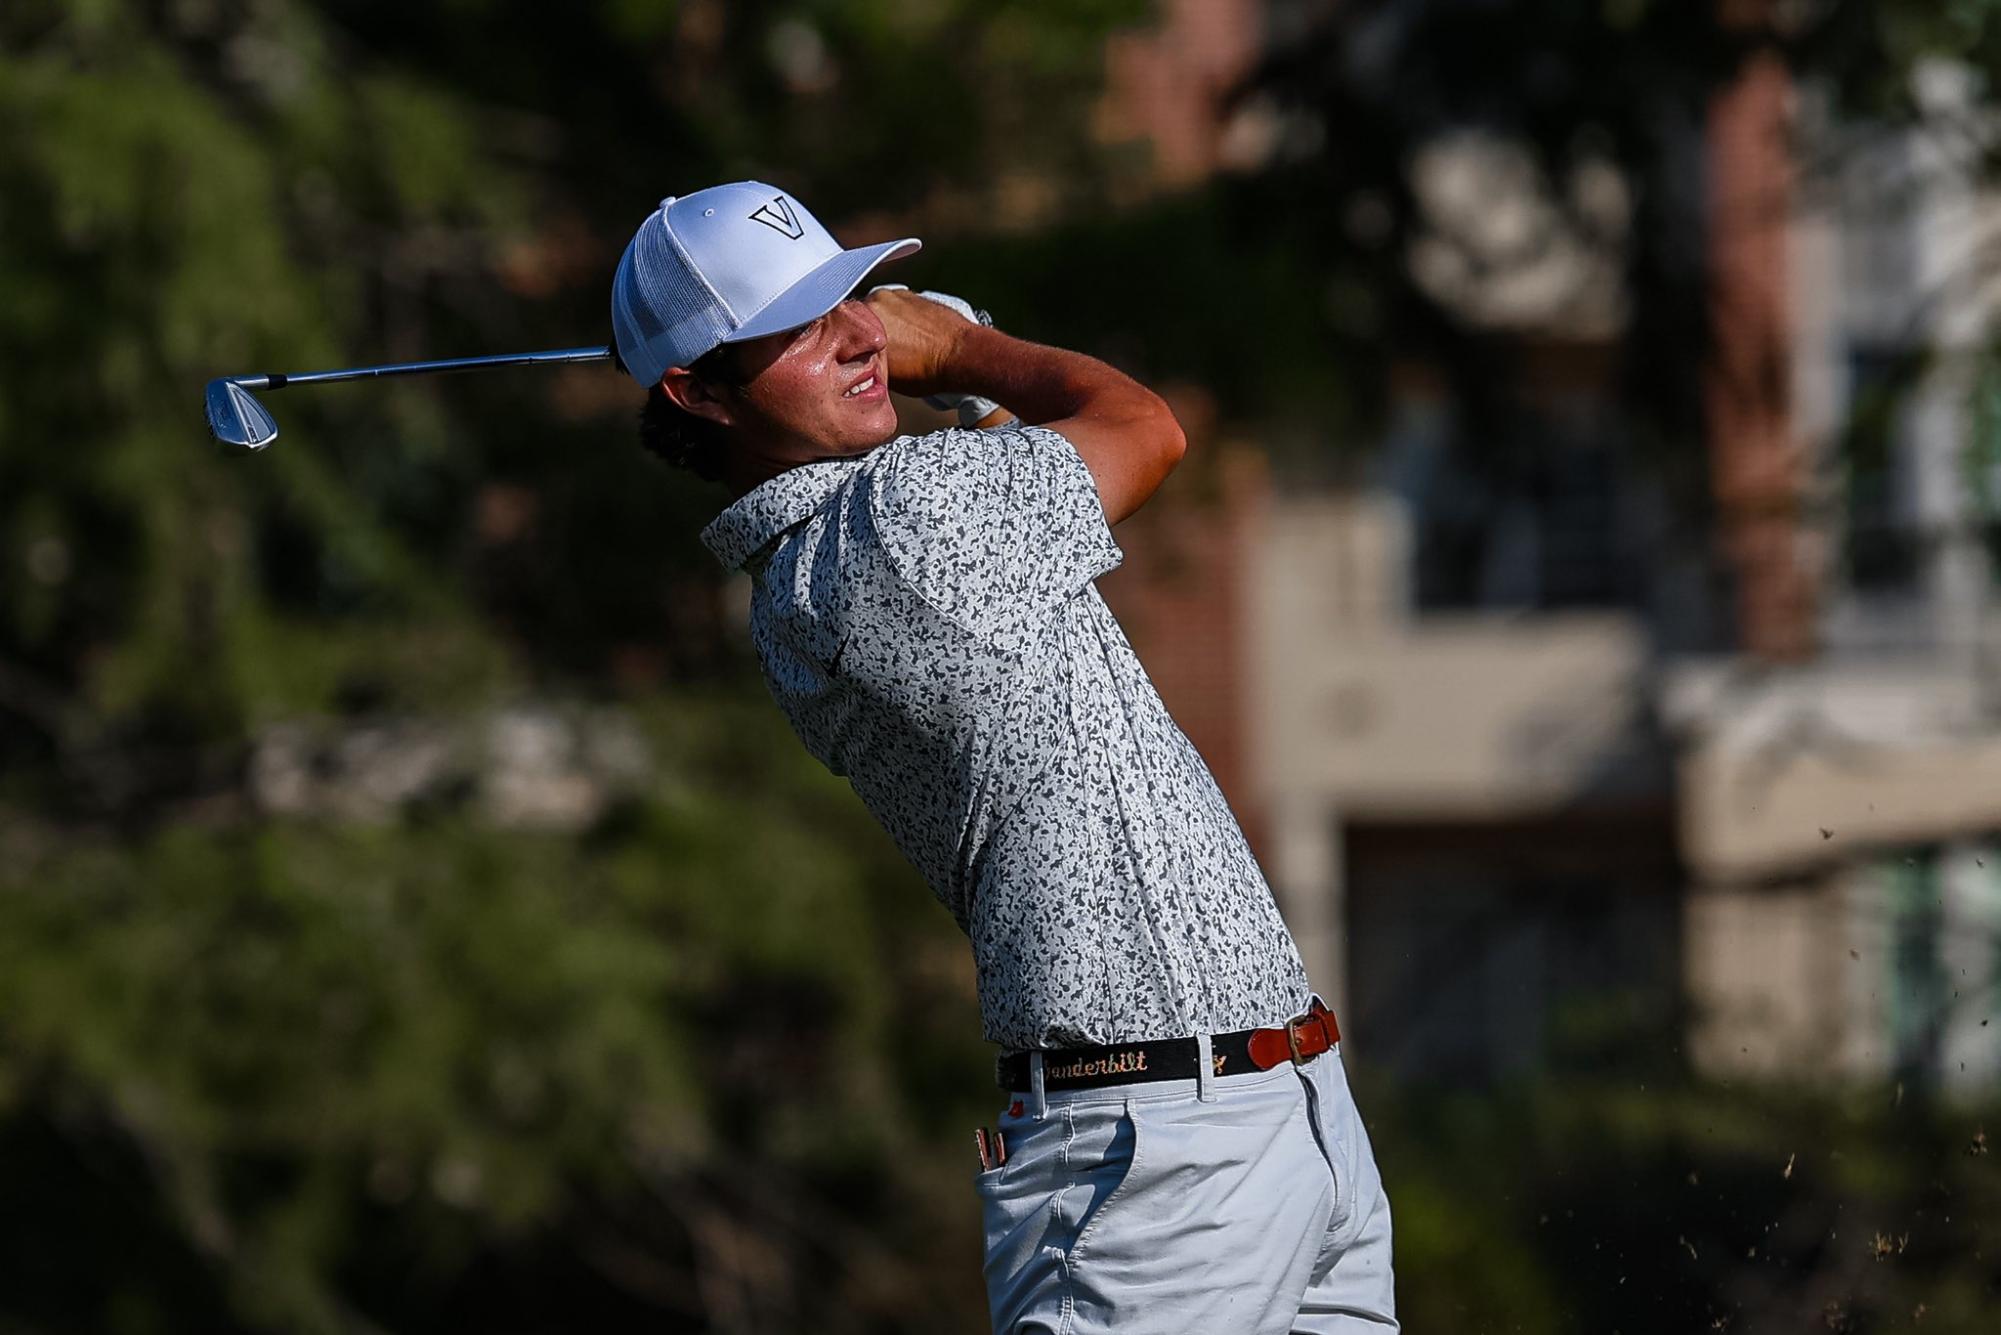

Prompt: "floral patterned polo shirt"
[700,424,1310,1050]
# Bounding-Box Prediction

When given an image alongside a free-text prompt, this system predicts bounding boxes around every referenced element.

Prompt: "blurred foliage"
[1228,0,2001,617]
[0,1,1125,1330]
[0,693,999,1333]
[1368,1072,2001,1332]
[5,0,2001,1331]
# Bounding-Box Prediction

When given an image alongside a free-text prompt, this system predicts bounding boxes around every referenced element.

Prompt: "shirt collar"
[699,455,870,572]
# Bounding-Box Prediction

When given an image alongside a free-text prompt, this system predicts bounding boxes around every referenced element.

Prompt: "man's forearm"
[912,326,1162,431]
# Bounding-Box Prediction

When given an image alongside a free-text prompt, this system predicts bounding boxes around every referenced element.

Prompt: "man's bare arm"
[867,289,1186,525]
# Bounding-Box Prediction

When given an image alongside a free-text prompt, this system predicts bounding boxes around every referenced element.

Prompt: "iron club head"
[205,378,278,450]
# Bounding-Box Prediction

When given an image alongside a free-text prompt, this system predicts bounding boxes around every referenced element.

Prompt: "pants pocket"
[1066,1100,1144,1262]
[977,1100,1143,1334]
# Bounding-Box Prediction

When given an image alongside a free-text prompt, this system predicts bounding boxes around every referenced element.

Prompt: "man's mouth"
[842,357,885,400]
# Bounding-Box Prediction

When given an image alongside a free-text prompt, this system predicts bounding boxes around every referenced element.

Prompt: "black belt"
[996,1003,1340,1093]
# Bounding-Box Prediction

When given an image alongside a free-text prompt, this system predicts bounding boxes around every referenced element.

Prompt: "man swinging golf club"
[612,181,1397,1334]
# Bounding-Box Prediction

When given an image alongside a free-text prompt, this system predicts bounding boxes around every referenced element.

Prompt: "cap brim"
[725,238,922,344]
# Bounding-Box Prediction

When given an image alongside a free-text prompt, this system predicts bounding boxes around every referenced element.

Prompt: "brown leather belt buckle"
[1286,1013,1313,1065]
[1285,1002,1340,1065]
[1246,1002,1340,1071]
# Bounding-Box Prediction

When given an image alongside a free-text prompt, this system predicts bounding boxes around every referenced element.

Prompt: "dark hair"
[609,342,743,483]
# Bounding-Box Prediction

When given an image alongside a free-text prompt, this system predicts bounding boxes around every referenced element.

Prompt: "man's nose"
[831,299,886,359]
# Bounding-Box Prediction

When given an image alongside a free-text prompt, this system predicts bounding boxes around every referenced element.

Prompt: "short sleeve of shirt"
[868,424,1124,637]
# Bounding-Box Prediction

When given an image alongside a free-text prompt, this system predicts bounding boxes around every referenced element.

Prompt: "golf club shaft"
[229,346,612,392]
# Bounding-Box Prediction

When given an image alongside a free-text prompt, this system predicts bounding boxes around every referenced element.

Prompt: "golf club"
[203,346,615,450]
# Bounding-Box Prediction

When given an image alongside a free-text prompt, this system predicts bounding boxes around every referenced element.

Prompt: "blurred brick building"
[1094,3,2001,1089]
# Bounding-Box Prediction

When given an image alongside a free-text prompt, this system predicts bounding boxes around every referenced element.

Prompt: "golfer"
[611,182,1396,1334]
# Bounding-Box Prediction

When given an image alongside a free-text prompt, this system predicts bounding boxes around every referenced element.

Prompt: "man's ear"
[661,365,734,428]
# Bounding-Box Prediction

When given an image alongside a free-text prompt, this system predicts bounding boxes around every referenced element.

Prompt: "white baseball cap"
[610,181,921,389]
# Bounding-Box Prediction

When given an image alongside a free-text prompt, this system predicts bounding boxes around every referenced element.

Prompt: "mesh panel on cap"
[610,210,734,386]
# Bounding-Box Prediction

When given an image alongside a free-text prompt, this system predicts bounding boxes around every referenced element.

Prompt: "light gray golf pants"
[976,1042,1397,1334]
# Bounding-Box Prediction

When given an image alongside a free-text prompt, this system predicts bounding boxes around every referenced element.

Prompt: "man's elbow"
[1141,393,1187,476]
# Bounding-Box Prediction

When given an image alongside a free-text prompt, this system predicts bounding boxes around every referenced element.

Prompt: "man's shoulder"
[864,422,1073,510]
[864,425,1022,542]
[864,427,964,511]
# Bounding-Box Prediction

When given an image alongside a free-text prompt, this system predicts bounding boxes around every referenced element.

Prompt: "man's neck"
[719,432,801,499]
[721,437,888,499]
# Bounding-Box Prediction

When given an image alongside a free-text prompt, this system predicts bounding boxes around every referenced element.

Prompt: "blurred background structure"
[3,1,2000,1331]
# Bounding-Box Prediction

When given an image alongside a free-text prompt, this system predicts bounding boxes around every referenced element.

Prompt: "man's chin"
[837,419,902,455]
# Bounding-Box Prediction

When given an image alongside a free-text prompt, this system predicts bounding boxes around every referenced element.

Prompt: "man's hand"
[865,287,976,399]
[868,286,1010,427]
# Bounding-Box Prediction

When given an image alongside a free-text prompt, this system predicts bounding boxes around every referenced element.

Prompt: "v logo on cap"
[749,195,805,240]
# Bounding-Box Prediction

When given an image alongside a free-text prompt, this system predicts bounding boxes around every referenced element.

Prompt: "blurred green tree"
[1213,0,2001,617]
[0,1,1137,1330]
